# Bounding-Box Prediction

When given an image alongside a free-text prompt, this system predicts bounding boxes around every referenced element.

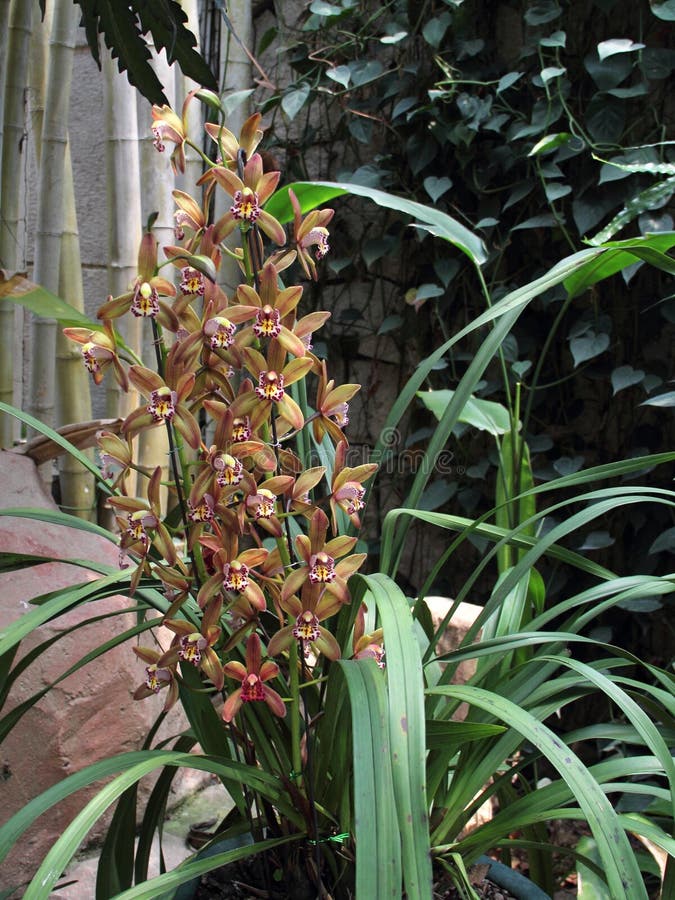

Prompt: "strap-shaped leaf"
[7,752,303,897]
[362,573,434,900]
[338,658,401,898]
[264,181,488,266]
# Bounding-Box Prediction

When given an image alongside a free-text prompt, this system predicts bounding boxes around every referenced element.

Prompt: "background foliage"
[247,0,675,648]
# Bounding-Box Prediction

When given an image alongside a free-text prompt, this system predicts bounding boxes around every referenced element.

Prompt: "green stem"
[476,265,513,415]
[150,318,203,589]
[288,640,303,789]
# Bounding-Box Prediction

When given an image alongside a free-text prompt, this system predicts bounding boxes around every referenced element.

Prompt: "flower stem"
[150,318,203,590]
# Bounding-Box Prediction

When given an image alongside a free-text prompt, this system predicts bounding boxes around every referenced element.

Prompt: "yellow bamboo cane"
[0,0,33,447]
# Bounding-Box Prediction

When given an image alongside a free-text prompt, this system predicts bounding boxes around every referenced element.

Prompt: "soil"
[192,844,577,899]
[190,818,588,899]
[434,862,518,899]
[193,861,520,899]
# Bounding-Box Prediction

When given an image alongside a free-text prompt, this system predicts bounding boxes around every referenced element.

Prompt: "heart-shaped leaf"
[538,66,567,84]
[578,530,615,550]
[528,132,571,156]
[281,83,310,121]
[597,38,645,61]
[649,525,675,553]
[415,283,445,301]
[539,30,566,48]
[524,1,561,25]
[422,13,452,48]
[417,390,512,435]
[497,72,523,93]
[326,65,351,88]
[611,365,645,394]
[553,455,584,476]
[377,315,404,335]
[569,331,610,367]
[309,0,342,15]
[649,0,675,20]
[423,176,453,203]
[350,60,384,87]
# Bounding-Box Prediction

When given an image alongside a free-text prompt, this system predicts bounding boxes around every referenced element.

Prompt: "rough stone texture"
[53,779,233,899]
[0,451,206,896]
[423,597,494,833]
[424,596,483,687]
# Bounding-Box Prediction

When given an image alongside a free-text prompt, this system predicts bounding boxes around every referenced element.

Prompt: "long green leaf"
[379,248,615,575]
[339,659,401,898]
[381,508,616,584]
[538,654,675,822]
[0,506,116,541]
[0,401,114,495]
[0,274,97,329]
[564,232,675,295]
[113,835,303,900]
[264,181,488,266]
[428,685,647,898]
[378,234,674,574]
[457,756,667,859]
[133,735,198,886]
[363,573,433,900]
[0,569,133,656]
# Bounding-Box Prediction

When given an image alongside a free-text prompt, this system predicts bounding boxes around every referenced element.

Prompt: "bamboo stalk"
[29,0,79,446]
[24,2,95,516]
[178,0,204,193]
[136,42,176,503]
[102,47,143,421]
[216,0,253,294]
[55,139,96,520]
[0,0,33,447]
[0,0,12,198]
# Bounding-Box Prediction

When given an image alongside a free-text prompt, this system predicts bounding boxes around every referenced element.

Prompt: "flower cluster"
[65,101,380,726]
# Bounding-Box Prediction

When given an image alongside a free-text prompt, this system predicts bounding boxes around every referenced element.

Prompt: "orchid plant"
[2,85,675,900]
[65,93,381,895]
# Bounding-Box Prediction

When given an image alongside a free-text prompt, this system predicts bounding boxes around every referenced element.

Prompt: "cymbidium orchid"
[330,440,378,532]
[290,188,335,281]
[352,604,385,669]
[204,112,263,167]
[96,429,133,490]
[280,508,366,607]
[63,321,128,390]
[243,472,295,538]
[97,232,178,328]
[313,360,361,446]
[151,89,202,175]
[163,596,224,690]
[197,532,269,612]
[267,580,343,663]
[122,352,201,450]
[171,188,206,243]
[222,632,286,722]
[232,261,308,358]
[108,467,178,593]
[206,152,286,246]
[132,646,179,711]
[239,344,313,434]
